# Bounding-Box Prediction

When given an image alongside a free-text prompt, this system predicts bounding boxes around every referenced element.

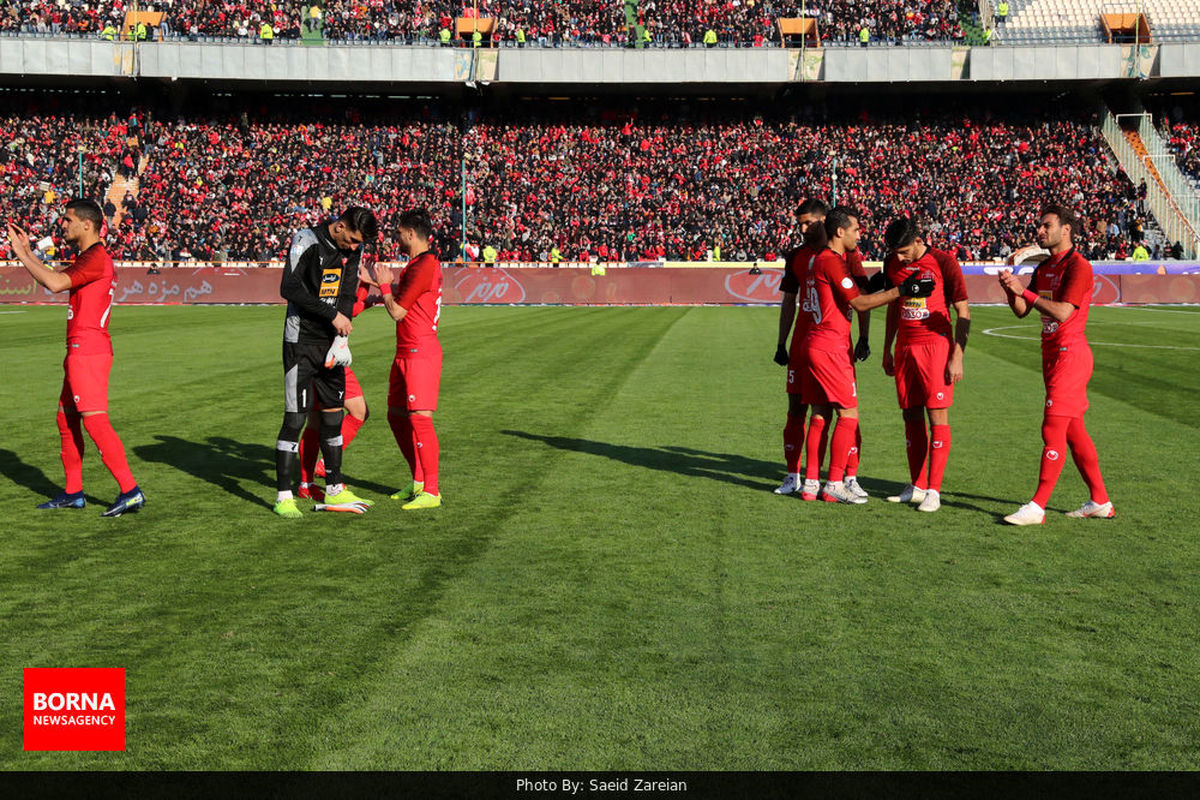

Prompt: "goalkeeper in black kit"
[272,207,378,518]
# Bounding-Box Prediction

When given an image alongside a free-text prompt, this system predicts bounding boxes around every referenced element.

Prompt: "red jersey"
[780,244,820,344]
[393,251,443,349]
[803,248,859,352]
[64,242,116,356]
[1029,247,1092,352]
[884,247,967,346]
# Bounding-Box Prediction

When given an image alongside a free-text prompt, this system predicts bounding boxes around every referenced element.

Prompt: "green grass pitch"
[1,302,1198,770]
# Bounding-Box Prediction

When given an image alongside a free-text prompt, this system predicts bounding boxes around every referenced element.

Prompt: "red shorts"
[60,352,112,414]
[1043,342,1092,417]
[344,366,363,400]
[800,346,857,409]
[388,355,442,412]
[894,338,953,410]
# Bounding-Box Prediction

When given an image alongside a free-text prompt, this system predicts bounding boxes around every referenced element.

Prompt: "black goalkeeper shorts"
[283,340,345,414]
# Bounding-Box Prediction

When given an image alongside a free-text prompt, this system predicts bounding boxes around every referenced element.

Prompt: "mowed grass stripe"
[1,306,689,769]
[0,305,1197,770]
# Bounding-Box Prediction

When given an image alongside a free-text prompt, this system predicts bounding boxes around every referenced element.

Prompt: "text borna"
[32,692,116,711]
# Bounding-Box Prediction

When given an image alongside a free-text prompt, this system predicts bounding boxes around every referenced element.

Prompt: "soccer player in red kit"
[372,210,444,510]
[7,201,145,516]
[998,205,1113,525]
[800,207,935,504]
[775,199,872,500]
[880,218,971,513]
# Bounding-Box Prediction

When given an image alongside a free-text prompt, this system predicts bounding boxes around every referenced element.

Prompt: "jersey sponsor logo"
[319,269,342,298]
[901,296,930,321]
[1042,319,1059,335]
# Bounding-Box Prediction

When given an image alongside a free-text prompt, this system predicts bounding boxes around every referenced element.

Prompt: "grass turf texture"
[1,302,1198,770]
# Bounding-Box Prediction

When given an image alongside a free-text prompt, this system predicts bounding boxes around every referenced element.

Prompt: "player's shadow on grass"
[502,432,780,490]
[133,435,276,510]
[0,448,108,506]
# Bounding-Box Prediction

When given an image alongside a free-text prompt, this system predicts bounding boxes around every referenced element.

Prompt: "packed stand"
[0,0,967,45]
[1165,121,1200,188]
[0,99,143,260]
[0,96,1160,262]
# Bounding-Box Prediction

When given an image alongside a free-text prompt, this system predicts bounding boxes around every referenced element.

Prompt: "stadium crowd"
[0,1,967,45]
[0,97,1165,263]
[1166,121,1200,187]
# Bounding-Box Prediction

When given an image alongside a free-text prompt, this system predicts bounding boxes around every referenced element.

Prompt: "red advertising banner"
[2,266,1198,306]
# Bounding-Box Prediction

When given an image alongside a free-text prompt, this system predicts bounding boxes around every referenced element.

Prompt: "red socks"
[846,425,862,475]
[927,424,951,492]
[904,419,929,489]
[1067,417,1109,504]
[388,412,423,484]
[409,414,439,496]
[827,417,858,483]
[299,426,321,484]
[342,415,364,449]
[81,413,137,493]
[783,413,805,473]
[1032,415,1071,508]
[57,410,85,494]
[803,415,827,482]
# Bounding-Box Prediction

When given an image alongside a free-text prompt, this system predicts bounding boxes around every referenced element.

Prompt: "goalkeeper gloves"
[898,274,936,298]
[774,344,790,366]
[324,335,353,368]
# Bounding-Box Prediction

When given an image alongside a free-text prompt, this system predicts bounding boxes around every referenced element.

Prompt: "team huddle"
[13,197,1112,525]
[773,200,1114,524]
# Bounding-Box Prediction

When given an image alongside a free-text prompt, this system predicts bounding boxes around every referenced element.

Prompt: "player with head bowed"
[798,206,936,504]
[8,201,146,516]
[997,205,1114,525]
[272,206,378,518]
[879,217,971,513]
[774,199,872,501]
[371,209,445,510]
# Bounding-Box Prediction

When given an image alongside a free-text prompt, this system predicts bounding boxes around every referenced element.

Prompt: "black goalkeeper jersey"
[280,224,361,345]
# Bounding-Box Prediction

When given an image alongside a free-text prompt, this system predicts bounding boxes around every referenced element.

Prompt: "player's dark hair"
[823,206,859,242]
[65,199,104,232]
[1040,204,1078,237]
[398,209,434,242]
[884,217,921,251]
[797,198,828,218]
[339,206,379,242]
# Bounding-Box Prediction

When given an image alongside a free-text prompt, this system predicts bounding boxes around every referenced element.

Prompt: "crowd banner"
[1,263,1199,306]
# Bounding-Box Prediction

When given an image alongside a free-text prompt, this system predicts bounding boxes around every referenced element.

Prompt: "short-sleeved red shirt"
[393,251,443,350]
[780,244,819,344]
[884,247,967,346]
[804,248,859,352]
[1030,247,1093,351]
[64,242,116,356]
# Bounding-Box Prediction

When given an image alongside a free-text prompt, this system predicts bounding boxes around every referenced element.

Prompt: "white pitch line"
[0,310,27,315]
[982,324,1200,350]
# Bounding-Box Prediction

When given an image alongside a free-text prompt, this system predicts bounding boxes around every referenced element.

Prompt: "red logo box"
[24,668,125,751]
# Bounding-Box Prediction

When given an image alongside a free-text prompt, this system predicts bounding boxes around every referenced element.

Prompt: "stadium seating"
[996,0,1200,45]
[1165,121,1200,188]
[0,98,1163,263]
[0,1,970,46]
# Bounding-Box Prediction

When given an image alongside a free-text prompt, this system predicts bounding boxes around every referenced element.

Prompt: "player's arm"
[854,308,870,362]
[999,268,1076,322]
[337,251,362,321]
[947,300,970,384]
[881,300,898,376]
[374,260,434,323]
[776,291,797,365]
[6,222,72,293]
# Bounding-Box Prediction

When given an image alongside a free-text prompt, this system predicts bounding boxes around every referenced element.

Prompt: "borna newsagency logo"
[24,667,125,751]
